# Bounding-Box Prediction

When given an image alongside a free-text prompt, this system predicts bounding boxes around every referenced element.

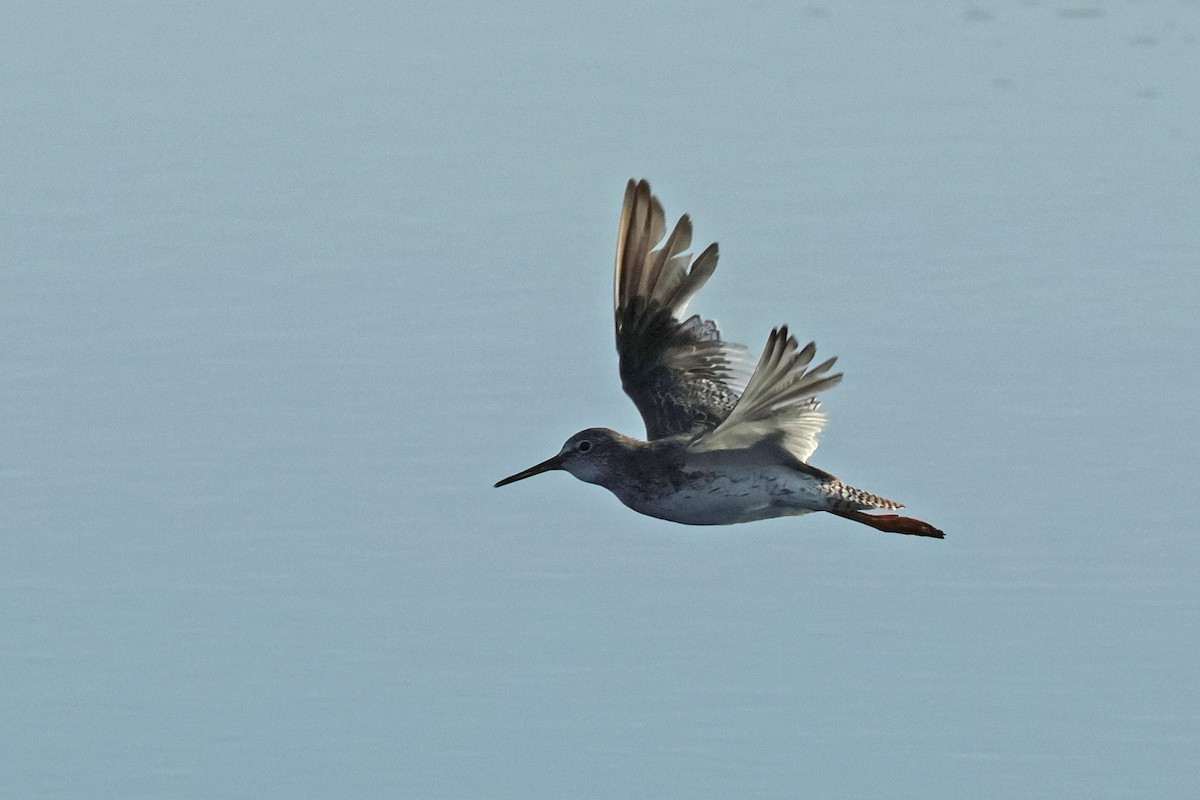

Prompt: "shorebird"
[495,179,943,538]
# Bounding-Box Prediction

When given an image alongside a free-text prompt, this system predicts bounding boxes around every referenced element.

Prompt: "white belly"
[615,466,829,526]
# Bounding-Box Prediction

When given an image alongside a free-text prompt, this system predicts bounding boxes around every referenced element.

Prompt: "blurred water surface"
[2,2,1198,798]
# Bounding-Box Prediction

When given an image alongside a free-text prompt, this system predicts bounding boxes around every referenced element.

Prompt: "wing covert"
[692,325,842,463]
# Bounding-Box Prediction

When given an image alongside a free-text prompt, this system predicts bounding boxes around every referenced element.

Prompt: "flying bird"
[495,179,943,538]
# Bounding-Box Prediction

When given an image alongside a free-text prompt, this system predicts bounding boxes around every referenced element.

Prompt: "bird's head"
[494,428,627,488]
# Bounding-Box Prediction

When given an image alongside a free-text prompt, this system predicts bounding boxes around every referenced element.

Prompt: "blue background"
[3,3,1197,797]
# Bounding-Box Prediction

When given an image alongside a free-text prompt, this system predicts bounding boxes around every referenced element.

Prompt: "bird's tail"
[824,482,944,539]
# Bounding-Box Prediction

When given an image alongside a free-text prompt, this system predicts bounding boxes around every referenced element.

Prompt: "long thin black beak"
[494,453,565,488]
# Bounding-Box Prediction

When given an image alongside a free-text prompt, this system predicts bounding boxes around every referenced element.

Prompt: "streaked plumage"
[496,179,943,539]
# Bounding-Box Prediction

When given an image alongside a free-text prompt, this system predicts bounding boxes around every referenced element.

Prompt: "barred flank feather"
[826,481,903,511]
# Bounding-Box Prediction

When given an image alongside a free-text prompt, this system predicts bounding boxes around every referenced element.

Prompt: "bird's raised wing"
[691,325,842,463]
[614,179,754,440]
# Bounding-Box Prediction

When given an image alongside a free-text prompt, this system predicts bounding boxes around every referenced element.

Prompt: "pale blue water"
[3,3,1198,798]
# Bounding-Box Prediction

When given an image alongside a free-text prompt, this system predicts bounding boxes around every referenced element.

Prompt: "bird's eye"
[577,440,592,453]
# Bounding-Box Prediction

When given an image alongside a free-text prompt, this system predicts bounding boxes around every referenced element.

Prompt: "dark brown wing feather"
[613,179,751,440]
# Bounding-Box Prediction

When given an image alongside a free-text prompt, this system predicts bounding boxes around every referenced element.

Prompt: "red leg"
[828,508,944,539]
